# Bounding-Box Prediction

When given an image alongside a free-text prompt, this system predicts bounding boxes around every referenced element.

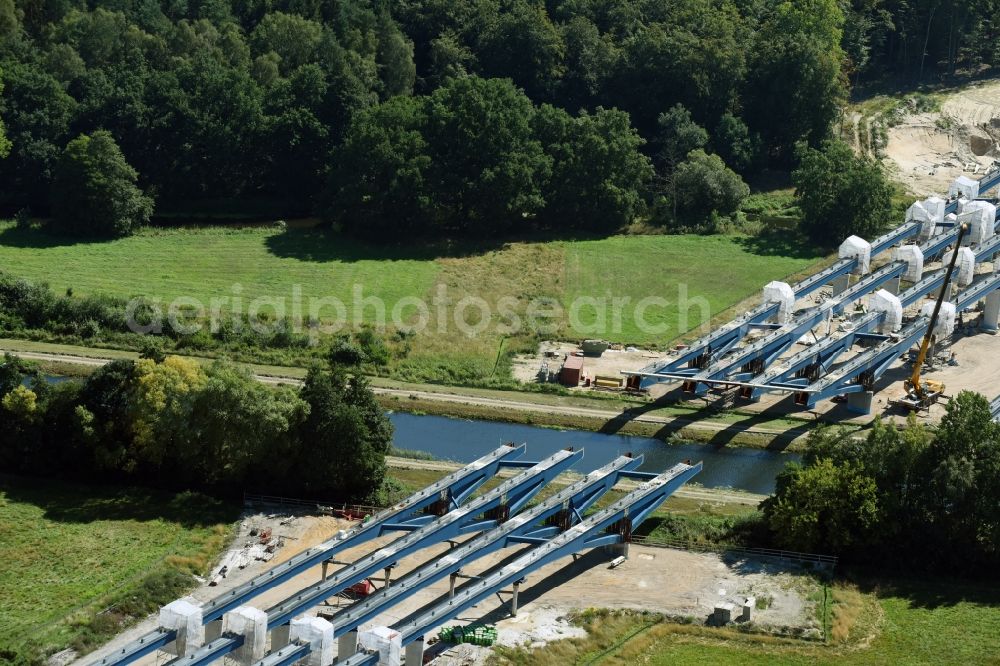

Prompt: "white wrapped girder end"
[893,245,924,283]
[949,175,979,201]
[909,198,945,240]
[289,616,334,666]
[222,606,268,665]
[359,626,402,666]
[941,247,976,287]
[159,597,205,656]
[958,200,997,246]
[762,281,795,324]
[920,301,957,338]
[870,289,903,334]
[839,235,871,275]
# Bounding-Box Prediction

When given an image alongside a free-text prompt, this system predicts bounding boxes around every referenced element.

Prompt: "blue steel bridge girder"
[669,261,909,396]
[634,224,921,389]
[748,265,957,400]
[314,455,644,644]
[87,445,527,666]
[388,462,704,650]
[802,319,929,408]
[163,449,582,666]
[261,448,582,629]
[197,444,527,624]
[801,274,1000,408]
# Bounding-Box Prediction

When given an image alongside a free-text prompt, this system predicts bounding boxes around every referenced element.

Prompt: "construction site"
[513,167,1000,427]
[72,143,1000,666]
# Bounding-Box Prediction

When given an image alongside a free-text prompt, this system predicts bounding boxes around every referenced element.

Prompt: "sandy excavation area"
[84,509,823,666]
[885,79,1000,195]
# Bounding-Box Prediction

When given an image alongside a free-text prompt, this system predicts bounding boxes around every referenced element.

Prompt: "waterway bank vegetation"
[0,352,394,504]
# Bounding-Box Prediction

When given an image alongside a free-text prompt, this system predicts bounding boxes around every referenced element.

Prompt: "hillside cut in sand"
[885,80,1000,196]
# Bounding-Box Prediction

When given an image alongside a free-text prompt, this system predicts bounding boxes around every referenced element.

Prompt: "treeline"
[0,0,854,238]
[0,353,393,502]
[763,392,1000,570]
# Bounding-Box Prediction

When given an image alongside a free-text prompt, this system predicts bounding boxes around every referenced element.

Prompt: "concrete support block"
[831,273,850,296]
[846,391,874,415]
[222,606,268,666]
[289,617,334,666]
[206,619,223,642]
[159,597,205,656]
[742,598,755,622]
[920,301,957,337]
[511,581,521,617]
[714,603,735,624]
[941,247,976,287]
[338,630,358,660]
[270,623,290,651]
[983,291,1000,331]
[404,639,425,666]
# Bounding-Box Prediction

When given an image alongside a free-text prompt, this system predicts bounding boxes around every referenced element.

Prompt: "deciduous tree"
[51,130,153,237]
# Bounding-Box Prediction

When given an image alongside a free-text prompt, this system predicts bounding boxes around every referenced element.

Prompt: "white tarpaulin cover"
[921,301,957,338]
[942,247,976,287]
[893,245,924,282]
[923,196,946,222]
[839,235,871,274]
[289,617,334,666]
[958,200,997,246]
[159,597,204,656]
[910,196,946,239]
[762,281,795,324]
[949,175,979,201]
[359,626,402,666]
[870,289,903,333]
[223,606,268,665]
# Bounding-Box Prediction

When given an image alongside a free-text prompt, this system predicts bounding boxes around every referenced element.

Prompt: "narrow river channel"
[389,412,799,495]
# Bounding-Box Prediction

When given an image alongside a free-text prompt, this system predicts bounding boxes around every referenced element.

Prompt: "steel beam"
[799,274,1000,407]
[318,455,643,641]
[163,449,581,666]
[386,461,701,651]
[91,446,525,666]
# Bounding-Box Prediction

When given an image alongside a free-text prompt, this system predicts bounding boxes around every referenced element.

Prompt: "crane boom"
[907,222,968,398]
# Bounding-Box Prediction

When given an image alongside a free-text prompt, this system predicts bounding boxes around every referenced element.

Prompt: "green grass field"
[0,475,237,660]
[0,221,826,384]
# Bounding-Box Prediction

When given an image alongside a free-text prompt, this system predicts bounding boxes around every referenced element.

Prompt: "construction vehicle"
[892,222,968,411]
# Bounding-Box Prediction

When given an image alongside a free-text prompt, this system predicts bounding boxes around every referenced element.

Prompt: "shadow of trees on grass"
[0,473,239,529]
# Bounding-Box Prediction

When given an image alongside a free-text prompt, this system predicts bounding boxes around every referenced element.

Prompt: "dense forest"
[0,0,996,239]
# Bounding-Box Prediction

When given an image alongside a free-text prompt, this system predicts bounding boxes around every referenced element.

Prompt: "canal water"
[388,412,799,495]
[31,375,796,494]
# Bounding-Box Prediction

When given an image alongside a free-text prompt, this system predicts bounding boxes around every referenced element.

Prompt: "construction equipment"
[893,223,968,411]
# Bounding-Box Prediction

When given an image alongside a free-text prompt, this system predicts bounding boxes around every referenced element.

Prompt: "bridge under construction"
[87,445,701,666]
[625,167,1000,414]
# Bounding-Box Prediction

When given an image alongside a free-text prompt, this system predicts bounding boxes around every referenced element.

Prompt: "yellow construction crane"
[895,222,969,411]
